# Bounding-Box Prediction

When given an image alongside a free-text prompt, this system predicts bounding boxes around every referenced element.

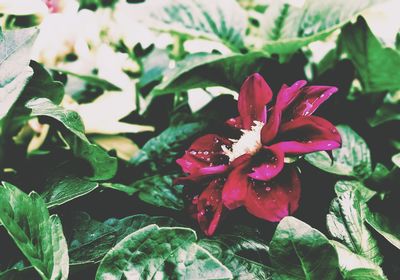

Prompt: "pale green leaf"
[96,225,232,280]
[334,180,376,202]
[0,182,69,280]
[327,191,383,265]
[26,98,117,180]
[136,0,247,50]
[330,240,386,278]
[0,28,38,125]
[366,211,400,250]
[69,213,178,264]
[42,175,99,209]
[259,0,386,54]
[269,217,340,280]
[305,125,372,179]
[152,52,269,96]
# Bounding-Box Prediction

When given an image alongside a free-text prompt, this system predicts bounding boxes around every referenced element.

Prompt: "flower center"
[222,121,264,162]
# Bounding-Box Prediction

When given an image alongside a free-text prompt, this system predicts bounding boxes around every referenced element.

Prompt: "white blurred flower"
[0,0,48,16]
[362,0,400,47]
[32,1,103,66]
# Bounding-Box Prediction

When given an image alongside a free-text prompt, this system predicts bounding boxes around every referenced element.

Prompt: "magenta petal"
[222,157,250,210]
[226,116,243,129]
[289,86,338,118]
[244,166,301,222]
[176,134,231,174]
[275,80,308,110]
[261,81,307,144]
[174,164,229,184]
[238,73,273,129]
[197,179,225,236]
[248,146,284,181]
[274,116,342,155]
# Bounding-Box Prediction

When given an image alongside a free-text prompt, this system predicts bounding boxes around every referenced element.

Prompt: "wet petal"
[288,86,338,118]
[197,179,225,236]
[261,81,307,144]
[238,73,273,129]
[225,116,243,129]
[176,134,231,174]
[248,146,284,181]
[174,164,229,184]
[274,116,342,154]
[222,155,251,210]
[244,166,301,222]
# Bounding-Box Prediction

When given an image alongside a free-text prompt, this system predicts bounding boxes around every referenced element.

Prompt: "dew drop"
[203,150,209,155]
[265,187,271,191]
[189,150,197,155]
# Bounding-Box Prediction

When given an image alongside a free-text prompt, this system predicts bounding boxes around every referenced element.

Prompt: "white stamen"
[222,121,264,162]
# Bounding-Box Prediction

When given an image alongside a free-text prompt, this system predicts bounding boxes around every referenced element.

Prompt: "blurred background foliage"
[0,0,399,279]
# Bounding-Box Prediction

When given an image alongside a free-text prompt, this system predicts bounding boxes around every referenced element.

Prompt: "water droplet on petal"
[189,150,197,155]
[203,150,209,155]
[265,187,271,191]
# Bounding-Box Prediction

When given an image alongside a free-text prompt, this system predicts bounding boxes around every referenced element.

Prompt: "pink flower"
[176,73,341,236]
[43,0,60,13]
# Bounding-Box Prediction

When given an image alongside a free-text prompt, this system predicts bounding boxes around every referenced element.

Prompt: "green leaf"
[392,153,400,168]
[366,211,400,250]
[136,0,247,50]
[96,225,232,280]
[103,174,184,210]
[152,52,269,96]
[344,268,387,280]
[368,102,400,127]
[26,98,117,180]
[327,191,382,265]
[269,217,340,280]
[0,182,69,280]
[130,122,206,169]
[42,175,99,209]
[259,0,385,55]
[305,125,372,179]
[342,17,400,93]
[0,28,38,129]
[52,68,122,91]
[334,180,376,202]
[330,240,386,278]
[199,227,274,279]
[69,213,178,264]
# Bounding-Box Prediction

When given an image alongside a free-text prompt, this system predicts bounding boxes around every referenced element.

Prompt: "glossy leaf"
[342,17,400,93]
[331,240,386,278]
[42,175,99,208]
[69,213,178,264]
[259,0,385,55]
[103,174,184,210]
[52,68,122,91]
[130,122,207,169]
[327,191,383,265]
[305,125,372,179]
[0,28,38,127]
[0,182,69,280]
[96,225,232,280]
[344,268,387,280]
[152,52,269,96]
[269,217,340,280]
[366,211,400,250]
[334,180,376,202]
[26,98,117,180]
[199,227,274,279]
[136,0,247,50]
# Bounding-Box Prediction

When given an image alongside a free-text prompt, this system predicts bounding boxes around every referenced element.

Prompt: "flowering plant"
[0,0,398,279]
[177,73,341,235]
